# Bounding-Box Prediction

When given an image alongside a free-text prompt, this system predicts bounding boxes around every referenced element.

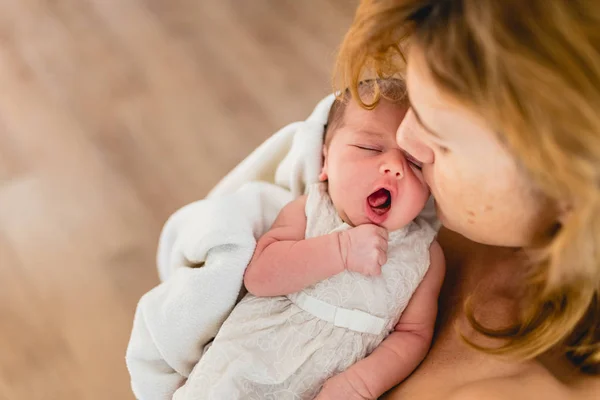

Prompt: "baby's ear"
[318,145,328,182]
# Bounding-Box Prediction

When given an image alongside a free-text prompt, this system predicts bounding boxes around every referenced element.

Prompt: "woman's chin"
[434,201,447,224]
[435,204,475,242]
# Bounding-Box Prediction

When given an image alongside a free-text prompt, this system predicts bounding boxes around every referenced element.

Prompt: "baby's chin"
[344,210,409,232]
[379,215,411,232]
[364,200,412,231]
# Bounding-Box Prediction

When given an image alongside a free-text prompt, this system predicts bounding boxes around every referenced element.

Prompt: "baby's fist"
[339,224,388,276]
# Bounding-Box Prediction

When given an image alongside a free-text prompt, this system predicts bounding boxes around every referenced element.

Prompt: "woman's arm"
[243,196,346,297]
[317,240,446,399]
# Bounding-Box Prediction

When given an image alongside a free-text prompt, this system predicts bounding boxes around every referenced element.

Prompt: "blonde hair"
[335,0,600,373]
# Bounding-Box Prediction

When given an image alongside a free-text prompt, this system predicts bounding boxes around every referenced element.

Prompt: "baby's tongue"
[368,189,388,208]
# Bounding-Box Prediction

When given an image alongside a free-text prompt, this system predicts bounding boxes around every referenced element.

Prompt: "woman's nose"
[396,108,419,150]
[396,108,434,165]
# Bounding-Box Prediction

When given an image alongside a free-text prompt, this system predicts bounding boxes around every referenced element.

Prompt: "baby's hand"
[339,224,388,276]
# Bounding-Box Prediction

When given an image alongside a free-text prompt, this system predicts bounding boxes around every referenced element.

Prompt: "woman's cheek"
[429,162,463,212]
[422,165,437,196]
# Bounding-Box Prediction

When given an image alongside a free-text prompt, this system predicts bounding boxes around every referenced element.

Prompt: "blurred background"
[0,1,357,399]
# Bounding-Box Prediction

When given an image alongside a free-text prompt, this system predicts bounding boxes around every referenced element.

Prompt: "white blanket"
[126,95,336,400]
[125,94,438,400]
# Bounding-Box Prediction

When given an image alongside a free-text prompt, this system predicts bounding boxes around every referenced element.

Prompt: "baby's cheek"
[411,178,431,212]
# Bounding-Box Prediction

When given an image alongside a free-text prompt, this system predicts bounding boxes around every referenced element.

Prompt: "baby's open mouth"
[367,188,392,215]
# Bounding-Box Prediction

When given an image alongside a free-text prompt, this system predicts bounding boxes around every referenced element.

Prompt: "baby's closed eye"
[352,145,383,153]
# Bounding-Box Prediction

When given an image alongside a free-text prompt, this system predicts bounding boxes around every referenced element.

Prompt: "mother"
[331,0,599,398]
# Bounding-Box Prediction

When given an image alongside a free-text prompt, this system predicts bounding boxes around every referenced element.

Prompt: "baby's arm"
[319,240,446,399]
[244,196,345,297]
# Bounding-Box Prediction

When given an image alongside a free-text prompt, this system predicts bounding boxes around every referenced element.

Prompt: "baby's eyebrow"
[354,130,389,139]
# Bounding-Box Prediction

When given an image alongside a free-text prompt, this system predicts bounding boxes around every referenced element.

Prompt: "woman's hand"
[315,372,374,400]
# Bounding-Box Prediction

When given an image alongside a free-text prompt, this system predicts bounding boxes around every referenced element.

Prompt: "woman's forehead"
[406,46,496,140]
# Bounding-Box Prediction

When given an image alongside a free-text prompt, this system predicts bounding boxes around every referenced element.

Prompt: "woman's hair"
[335,0,600,373]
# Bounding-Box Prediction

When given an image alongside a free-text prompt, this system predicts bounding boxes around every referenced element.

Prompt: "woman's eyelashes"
[436,144,450,154]
[402,150,423,170]
[408,160,422,170]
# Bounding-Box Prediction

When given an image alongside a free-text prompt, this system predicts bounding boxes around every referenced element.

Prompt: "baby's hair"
[324,78,408,147]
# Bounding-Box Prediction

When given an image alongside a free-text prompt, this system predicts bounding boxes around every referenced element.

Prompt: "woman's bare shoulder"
[447,368,599,400]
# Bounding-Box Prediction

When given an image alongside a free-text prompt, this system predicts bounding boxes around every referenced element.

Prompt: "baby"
[174,79,445,400]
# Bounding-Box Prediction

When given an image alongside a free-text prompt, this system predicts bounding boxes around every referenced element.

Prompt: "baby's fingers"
[377,250,387,269]
[375,226,389,241]
[378,236,388,252]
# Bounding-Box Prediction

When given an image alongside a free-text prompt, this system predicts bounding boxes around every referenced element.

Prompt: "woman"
[322,0,600,398]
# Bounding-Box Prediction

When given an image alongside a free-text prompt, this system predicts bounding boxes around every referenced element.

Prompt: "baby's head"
[320,79,430,231]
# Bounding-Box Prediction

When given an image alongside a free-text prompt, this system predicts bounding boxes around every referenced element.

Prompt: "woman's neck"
[436,227,526,334]
[436,228,596,387]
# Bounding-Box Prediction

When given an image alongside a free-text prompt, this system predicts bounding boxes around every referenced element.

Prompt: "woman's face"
[397,46,555,247]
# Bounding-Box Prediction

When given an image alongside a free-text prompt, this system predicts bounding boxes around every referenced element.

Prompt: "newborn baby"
[174,79,445,400]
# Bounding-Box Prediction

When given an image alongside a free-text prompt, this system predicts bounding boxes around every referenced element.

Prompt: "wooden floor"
[0,1,356,399]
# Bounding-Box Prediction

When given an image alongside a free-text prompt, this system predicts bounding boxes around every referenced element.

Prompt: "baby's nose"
[379,160,404,179]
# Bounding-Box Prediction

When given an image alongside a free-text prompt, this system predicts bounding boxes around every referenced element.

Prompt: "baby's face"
[321,99,430,231]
